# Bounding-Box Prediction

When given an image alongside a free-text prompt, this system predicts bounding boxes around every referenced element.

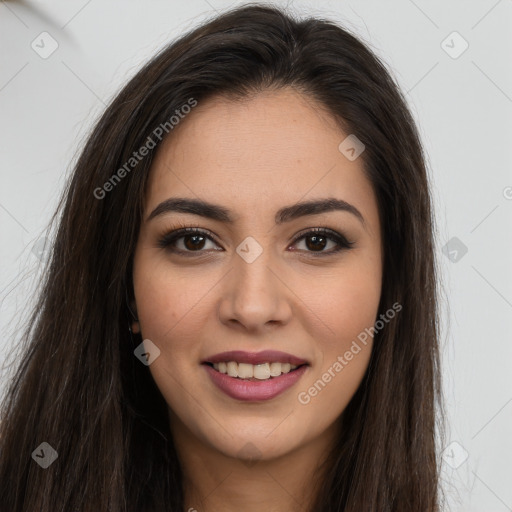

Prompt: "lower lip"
[203,364,308,402]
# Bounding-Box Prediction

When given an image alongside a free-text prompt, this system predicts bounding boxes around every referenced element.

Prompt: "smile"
[203,362,308,402]
[209,361,300,380]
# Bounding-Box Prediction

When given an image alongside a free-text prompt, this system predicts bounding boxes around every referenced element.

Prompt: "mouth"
[201,350,310,401]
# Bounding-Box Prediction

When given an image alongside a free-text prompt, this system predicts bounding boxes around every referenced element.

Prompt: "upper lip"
[202,350,309,366]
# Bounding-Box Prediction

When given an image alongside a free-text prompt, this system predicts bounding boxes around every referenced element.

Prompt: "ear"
[129,299,140,334]
[131,320,140,334]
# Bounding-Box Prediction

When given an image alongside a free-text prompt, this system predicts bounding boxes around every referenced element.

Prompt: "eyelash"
[156,223,355,257]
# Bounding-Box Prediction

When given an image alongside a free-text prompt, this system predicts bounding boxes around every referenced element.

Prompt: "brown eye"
[304,234,329,252]
[157,228,221,254]
[183,234,207,251]
[291,229,354,255]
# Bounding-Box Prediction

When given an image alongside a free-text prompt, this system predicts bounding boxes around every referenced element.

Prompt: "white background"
[1,1,511,510]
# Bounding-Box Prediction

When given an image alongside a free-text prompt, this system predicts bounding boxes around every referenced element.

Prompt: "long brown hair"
[0,4,445,510]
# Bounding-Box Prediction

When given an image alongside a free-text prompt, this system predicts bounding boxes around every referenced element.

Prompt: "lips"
[201,350,309,401]
[203,363,308,401]
[202,350,309,366]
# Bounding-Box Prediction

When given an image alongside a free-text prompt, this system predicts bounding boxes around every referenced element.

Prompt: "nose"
[218,249,293,333]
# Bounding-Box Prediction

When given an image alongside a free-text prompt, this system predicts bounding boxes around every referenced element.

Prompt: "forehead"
[145,88,377,226]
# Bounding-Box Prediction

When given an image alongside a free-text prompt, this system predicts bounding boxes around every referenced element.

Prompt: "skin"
[131,87,382,512]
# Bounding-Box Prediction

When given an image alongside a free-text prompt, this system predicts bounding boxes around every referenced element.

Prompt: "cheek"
[132,263,212,415]
[133,249,207,333]
[302,256,381,341]
[132,255,210,370]
[299,260,381,401]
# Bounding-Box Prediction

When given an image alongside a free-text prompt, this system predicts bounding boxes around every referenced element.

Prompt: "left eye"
[292,231,342,253]
[157,228,353,255]
[289,228,354,255]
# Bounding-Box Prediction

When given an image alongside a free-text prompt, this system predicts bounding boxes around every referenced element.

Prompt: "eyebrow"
[147,197,365,227]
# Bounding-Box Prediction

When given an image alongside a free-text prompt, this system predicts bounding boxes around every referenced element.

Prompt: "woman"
[0,4,444,511]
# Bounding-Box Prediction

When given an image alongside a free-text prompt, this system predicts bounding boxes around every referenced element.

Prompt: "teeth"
[253,363,270,380]
[238,363,253,379]
[269,362,282,377]
[227,361,238,378]
[211,361,299,379]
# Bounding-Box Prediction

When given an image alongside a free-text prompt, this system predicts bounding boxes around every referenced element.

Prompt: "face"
[131,88,382,463]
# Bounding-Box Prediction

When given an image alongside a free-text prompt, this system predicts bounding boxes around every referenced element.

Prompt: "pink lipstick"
[202,350,309,402]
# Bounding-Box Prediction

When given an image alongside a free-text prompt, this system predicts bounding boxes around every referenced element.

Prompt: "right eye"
[157,227,223,255]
